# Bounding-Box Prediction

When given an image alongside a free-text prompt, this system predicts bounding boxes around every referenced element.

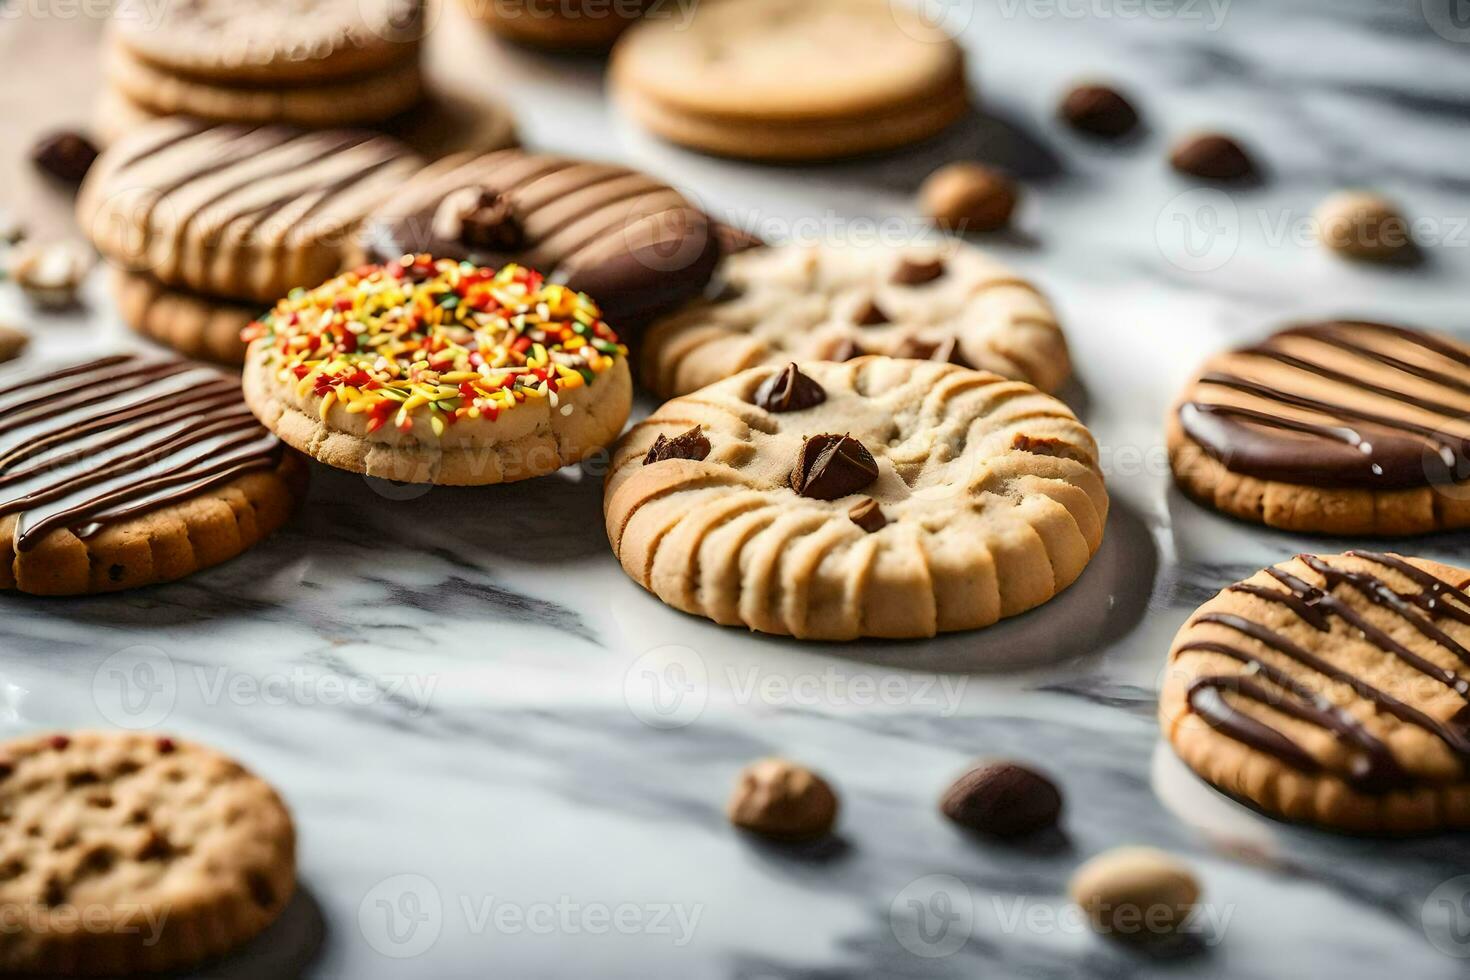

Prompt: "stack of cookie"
[97,0,427,145]
[78,117,423,364]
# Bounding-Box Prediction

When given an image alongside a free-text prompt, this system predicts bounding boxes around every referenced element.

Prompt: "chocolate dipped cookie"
[1169,320,1470,535]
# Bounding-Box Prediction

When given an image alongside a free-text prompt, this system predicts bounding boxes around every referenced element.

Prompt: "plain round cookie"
[0,730,295,975]
[105,41,424,128]
[92,85,163,148]
[0,354,306,596]
[111,270,259,365]
[605,357,1108,640]
[610,0,969,160]
[243,257,633,485]
[641,240,1071,399]
[1168,320,1470,535]
[461,0,649,49]
[110,0,423,86]
[78,118,422,304]
[1161,552,1470,833]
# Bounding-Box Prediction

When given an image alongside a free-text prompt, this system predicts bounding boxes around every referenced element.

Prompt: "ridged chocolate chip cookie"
[640,240,1071,399]
[605,357,1108,640]
[1168,320,1470,535]
[0,730,295,975]
[1162,552,1470,833]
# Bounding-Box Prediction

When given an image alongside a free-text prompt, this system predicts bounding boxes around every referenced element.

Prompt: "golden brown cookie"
[92,86,164,148]
[0,730,295,975]
[461,0,649,50]
[605,358,1107,640]
[105,41,425,129]
[110,270,259,365]
[0,353,306,595]
[641,240,1071,399]
[78,118,422,305]
[1168,320,1470,535]
[109,0,424,86]
[243,257,632,485]
[610,0,969,161]
[1161,552,1470,833]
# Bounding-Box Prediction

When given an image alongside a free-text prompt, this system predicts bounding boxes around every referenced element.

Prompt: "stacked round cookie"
[460,0,650,50]
[610,0,970,161]
[98,0,427,144]
[78,117,422,364]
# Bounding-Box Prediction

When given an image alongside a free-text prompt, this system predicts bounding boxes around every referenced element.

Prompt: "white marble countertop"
[5,1,1470,976]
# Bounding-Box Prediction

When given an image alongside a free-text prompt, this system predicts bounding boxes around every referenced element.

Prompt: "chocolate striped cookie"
[0,354,305,595]
[358,149,719,328]
[1168,320,1470,535]
[1162,552,1470,832]
[78,118,422,305]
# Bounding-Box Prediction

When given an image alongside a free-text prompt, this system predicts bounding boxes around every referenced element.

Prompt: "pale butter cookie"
[0,730,295,975]
[640,240,1071,399]
[604,358,1108,640]
[78,118,422,305]
[1162,552,1470,833]
[0,353,306,595]
[1168,320,1470,535]
[243,256,633,485]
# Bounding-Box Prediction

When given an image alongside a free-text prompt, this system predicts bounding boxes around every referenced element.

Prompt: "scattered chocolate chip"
[48,735,70,750]
[920,163,1019,232]
[156,737,176,755]
[941,761,1062,837]
[644,426,711,465]
[1011,432,1091,465]
[791,433,879,500]
[849,498,887,533]
[852,298,890,326]
[892,255,946,286]
[1169,132,1254,180]
[727,757,838,841]
[137,828,173,861]
[754,363,826,413]
[30,130,98,184]
[711,221,766,254]
[433,185,524,250]
[828,338,868,362]
[1059,84,1139,138]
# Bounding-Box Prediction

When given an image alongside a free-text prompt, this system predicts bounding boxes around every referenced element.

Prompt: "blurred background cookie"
[110,269,259,365]
[610,0,969,161]
[460,0,650,51]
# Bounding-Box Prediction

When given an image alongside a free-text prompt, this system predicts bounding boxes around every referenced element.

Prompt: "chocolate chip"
[852,298,890,326]
[644,426,711,465]
[30,130,98,184]
[892,256,946,286]
[1169,133,1254,180]
[940,761,1062,837]
[828,338,867,362]
[1011,432,1091,465]
[1059,84,1139,138]
[901,336,969,367]
[754,363,826,413]
[849,498,887,532]
[790,434,878,500]
[156,737,176,755]
[433,185,525,250]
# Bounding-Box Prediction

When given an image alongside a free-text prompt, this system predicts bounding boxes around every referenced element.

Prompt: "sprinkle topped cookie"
[605,357,1107,641]
[243,256,633,485]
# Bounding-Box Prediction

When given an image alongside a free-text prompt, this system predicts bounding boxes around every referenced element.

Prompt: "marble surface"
[5,0,1470,976]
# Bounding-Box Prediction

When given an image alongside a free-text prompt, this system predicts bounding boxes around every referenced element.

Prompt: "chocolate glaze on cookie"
[361,150,720,329]
[1177,321,1470,489]
[0,354,283,551]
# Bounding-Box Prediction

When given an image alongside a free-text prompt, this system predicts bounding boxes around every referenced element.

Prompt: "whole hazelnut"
[1169,132,1254,180]
[1315,190,1413,261]
[7,241,93,310]
[939,761,1061,837]
[30,130,99,184]
[727,757,838,841]
[920,163,1018,233]
[0,324,29,364]
[432,185,524,251]
[1059,84,1139,138]
[1068,846,1200,943]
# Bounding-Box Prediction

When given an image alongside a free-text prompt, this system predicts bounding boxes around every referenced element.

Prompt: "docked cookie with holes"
[604,357,1107,641]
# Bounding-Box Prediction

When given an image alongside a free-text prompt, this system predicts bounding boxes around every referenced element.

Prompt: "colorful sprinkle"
[244,256,627,435]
